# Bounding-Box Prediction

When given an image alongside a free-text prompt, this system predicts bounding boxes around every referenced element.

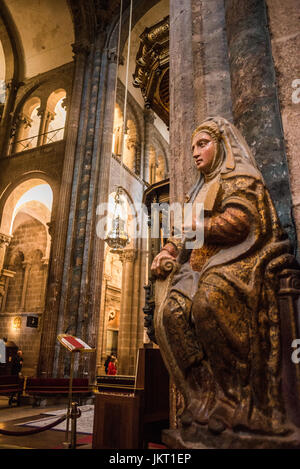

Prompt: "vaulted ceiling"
[2,0,74,79]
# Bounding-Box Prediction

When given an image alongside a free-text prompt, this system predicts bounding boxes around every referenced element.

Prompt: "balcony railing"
[10,127,65,154]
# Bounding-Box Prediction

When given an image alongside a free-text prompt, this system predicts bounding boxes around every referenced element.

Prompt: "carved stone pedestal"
[162,426,300,450]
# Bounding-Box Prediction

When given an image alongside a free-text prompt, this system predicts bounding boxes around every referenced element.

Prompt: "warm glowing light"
[12,317,21,330]
[10,184,53,234]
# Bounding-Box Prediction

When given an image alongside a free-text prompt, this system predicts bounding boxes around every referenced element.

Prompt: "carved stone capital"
[61,96,69,110]
[42,257,49,267]
[22,260,32,269]
[47,110,56,121]
[0,233,11,248]
[6,79,23,93]
[46,221,55,238]
[72,41,91,58]
[107,47,118,63]
[126,137,137,150]
[18,113,32,128]
[36,106,45,118]
[144,108,155,125]
[119,249,136,264]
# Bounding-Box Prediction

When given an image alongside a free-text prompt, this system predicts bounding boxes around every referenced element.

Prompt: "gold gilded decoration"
[189,244,219,272]
[133,16,169,126]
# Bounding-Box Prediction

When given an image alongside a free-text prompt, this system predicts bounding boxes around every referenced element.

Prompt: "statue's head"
[191,117,261,182]
[191,120,223,177]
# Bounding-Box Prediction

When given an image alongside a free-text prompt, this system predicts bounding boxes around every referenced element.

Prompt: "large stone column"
[37,40,90,377]
[169,0,232,204]
[47,36,121,380]
[265,0,300,252]
[224,0,297,249]
[126,240,148,370]
[95,274,109,374]
[117,248,136,375]
[51,38,101,378]
[74,46,120,380]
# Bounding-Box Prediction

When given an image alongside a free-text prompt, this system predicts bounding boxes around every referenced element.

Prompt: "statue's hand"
[151,248,177,279]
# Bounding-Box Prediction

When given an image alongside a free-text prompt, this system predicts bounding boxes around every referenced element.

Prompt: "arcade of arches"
[0,0,299,388]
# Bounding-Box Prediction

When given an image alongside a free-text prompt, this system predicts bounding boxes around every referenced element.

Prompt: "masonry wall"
[0,216,48,376]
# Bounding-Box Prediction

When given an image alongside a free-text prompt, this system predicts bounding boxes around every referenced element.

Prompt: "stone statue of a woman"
[151,116,300,448]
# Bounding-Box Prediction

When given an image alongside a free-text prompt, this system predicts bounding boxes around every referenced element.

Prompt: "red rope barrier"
[0,413,67,436]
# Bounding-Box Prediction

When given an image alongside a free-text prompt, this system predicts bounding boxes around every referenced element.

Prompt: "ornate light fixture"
[105,187,130,253]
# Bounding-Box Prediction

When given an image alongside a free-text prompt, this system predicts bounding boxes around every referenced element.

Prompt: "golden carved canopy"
[133,16,169,126]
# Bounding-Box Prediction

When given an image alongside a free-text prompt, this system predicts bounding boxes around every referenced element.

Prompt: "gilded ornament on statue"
[151,116,300,449]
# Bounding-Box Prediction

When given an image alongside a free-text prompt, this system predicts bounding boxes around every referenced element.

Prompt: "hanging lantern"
[105,188,130,253]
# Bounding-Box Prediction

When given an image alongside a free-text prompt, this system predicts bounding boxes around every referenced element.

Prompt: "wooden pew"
[25,377,92,406]
[0,375,24,406]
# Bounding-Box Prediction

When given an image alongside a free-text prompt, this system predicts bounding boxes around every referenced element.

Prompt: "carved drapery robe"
[154,117,300,442]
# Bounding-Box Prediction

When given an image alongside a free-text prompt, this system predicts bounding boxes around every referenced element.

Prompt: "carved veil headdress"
[186,117,264,203]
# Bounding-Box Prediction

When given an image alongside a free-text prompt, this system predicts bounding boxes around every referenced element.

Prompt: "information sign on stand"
[57,334,95,449]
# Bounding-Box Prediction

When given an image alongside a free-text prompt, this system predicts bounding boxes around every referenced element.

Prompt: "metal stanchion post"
[70,402,80,449]
[63,351,75,448]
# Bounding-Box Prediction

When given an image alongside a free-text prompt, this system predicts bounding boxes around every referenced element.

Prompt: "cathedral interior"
[0,0,299,451]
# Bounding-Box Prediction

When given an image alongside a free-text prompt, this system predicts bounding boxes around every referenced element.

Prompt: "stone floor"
[0,396,92,450]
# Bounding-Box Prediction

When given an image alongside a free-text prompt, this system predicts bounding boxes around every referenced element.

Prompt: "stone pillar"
[95,274,109,374]
[0,79,20,157]
[75,46,120,381]
[143,109,155,183]
[265,0,300,252]
[224,0,296,249]
[117,248,136,375]
[36,107,46,146]
[169,0,232,204]
[42,111,56,145]
[41,258,49,310]
[10,113,32,154]
[50,37,120,381]
[20,261,31,311]
[0,233,11,271]
[131,238,148,355]
[0,233,14,312]
[134,142,142,177]
[37,40,90,378]
[0,269,15,312]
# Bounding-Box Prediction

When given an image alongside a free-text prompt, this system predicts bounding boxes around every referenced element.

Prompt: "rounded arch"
[46,88,67,142]
[7,248,24,268]
[0,2,25,83]
[22,96,40,117]
[46,88,66,114]
[0,172,56,237]
[105,0,164,51]
[17,96,41,148]
[115,89,143,174]
[150,133,169,174]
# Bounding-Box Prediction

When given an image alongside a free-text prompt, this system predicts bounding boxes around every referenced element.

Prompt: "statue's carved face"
[192,131,216,173]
